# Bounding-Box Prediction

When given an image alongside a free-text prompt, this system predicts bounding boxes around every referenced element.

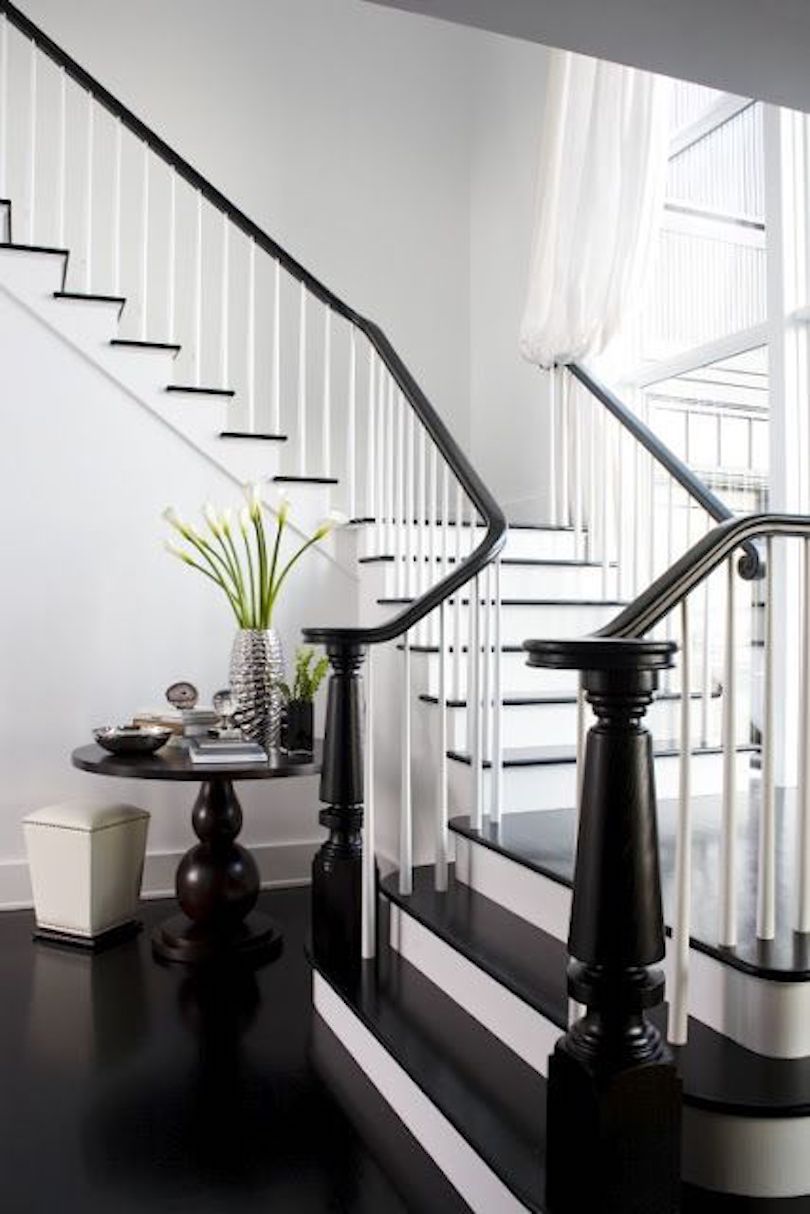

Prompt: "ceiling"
[364,0,810,114]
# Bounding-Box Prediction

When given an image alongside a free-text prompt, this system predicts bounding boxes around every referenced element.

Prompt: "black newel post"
[524,637,682,1214]
[311,641,367,983]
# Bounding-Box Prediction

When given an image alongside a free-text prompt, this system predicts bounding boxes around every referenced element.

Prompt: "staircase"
[3,3,810,1211]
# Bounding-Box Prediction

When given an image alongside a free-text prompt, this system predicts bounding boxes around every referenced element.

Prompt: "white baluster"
[481,563,493,784]
[614,422,623,599]
[272,260,281,433]
[362,648,376,959]
[194,190,203,386]
[405,407,414,594]
[297,282,307,475]
[112,119,122,295]
[346,328,357,520]
[0,16,7,204]
[246,238,256,430]
[322,305,332,476]
[572,378,584,560]
[394,392,405,598]
[453,483,463,698]
[436,599,449,892]
[548,368,558,527]
[670,596,693,1045]
[600,409,609,594]
[797,539,810,932]
[560,368,569,524]
[220,214,229,385]
[140,144,149,339]
[491,557,504,825]
[719,556,738,948]
[700,563,711,747]
[757,537,776,940]
[28,42,36,244]
[387,377,395,559]
[84,94,93,292]
[167,169,177,343]
[417,427,427,603]
[400,634,413,895]
[587,391,597,564]
[366,347,376,530]
[469,572,483,831]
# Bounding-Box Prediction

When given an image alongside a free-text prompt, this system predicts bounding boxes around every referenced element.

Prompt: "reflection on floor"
[0,887,465,1214]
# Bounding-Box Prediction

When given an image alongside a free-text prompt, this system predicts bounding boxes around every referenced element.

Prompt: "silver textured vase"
[229,629,285,750]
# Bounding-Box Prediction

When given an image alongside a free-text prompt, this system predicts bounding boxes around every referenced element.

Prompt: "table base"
[151,910,283,968]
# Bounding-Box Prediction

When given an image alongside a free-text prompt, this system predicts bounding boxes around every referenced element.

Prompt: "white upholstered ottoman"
[24,802,150,947]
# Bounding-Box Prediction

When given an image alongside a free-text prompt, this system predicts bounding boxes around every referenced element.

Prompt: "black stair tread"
[382,866,810,1118]
[378,596,627,607]
[448,740,756,768]
[166,384,235,397]
[381,866,568,1029]
[0,241,68,256]
[220,430,288,441]
[311,947,548,1211]
[399,642,525,654]
[450,791,810,983]
[54,290,126,309]
[273,475,339,485]
[361,555,607,569]
[110,338,180,353]
[419,687,721,708]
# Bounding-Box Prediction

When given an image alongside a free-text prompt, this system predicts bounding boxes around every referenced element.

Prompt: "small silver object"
[93,725,172,755]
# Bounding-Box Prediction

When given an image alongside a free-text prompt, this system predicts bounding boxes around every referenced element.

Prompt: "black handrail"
[569,362,762,580]
[592,513,808,640]
[0,0,508,645]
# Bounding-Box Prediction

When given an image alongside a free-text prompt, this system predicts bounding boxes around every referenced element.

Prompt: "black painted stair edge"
[378,596,627,608]
[419,687,722,709]
[382,866,810,1119]
[447,740,758,768]
[220,430,288,441]
[448,814,804,985]
[360,554,609,568]
[54,290,126,316]
[110,338,180,355]
[166,384,235,397]
[274,475,339,485]
[310,946,548,1212]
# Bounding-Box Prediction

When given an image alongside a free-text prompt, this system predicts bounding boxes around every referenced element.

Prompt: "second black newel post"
[524,636,682,1214]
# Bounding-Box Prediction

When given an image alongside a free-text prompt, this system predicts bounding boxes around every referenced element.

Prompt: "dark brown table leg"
[151,777,283,967]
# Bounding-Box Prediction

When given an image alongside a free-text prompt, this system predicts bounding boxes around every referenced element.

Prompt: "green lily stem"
[252,508,269,627]
[172,552,244,625]
[241,527,258,627]
[266,510,285,622]
[178,528,245,622]
[266,532,324,620]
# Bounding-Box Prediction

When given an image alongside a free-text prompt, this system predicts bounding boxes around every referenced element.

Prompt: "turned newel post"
[311,640,366,983]
[524,637,682,1214]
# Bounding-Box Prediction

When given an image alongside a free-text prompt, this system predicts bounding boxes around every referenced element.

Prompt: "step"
[367,557,619,602]
[0,243,69,297]
[381,866,810,1201]
[403,644,580,697]
[360,521,585,563]
[450,788,810,1060]
[311,944,548,1213]
[49,290,127,344]
[418,688,722,751]
[54,290,126,318]
[379,597,625,646]
[448,742,755,812]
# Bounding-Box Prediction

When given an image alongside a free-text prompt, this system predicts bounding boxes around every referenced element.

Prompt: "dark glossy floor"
[0,888,463,1214]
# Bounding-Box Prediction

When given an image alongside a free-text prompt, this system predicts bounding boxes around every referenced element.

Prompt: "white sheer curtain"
[520,50,671,369]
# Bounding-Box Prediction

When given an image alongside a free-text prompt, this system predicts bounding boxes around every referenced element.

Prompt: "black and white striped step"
[380,866,810,1201]
[450,793,810,1059]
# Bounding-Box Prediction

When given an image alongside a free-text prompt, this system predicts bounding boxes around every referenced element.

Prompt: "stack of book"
[188,737,268,765]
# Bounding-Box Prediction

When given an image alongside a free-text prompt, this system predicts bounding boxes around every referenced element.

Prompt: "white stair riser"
[0,247,65,299]
[390,898,810,1198]
[416,600,621,648]
[373,560,617,602]
[429,694,722,752]
[410,648,579,697]
[48,297,123,346]
[453,833,810,1060]
[449,748,750,813]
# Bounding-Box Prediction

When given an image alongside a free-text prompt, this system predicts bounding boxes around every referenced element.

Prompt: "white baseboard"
[0,838,319,911]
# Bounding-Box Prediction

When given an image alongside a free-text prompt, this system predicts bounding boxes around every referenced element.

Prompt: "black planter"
[285,699,314,754]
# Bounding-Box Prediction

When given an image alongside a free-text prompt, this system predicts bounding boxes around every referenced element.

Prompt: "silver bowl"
[93,725,172,755]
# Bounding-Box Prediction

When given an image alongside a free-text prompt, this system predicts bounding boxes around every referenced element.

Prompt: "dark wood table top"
[72,741,322,782]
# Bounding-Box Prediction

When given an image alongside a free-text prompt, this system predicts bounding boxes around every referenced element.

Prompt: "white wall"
[468,33,551,520]
[0,285,355,904]
[16,0,478,445]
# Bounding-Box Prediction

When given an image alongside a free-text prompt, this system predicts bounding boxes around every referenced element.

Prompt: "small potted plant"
[278,648,330,754]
